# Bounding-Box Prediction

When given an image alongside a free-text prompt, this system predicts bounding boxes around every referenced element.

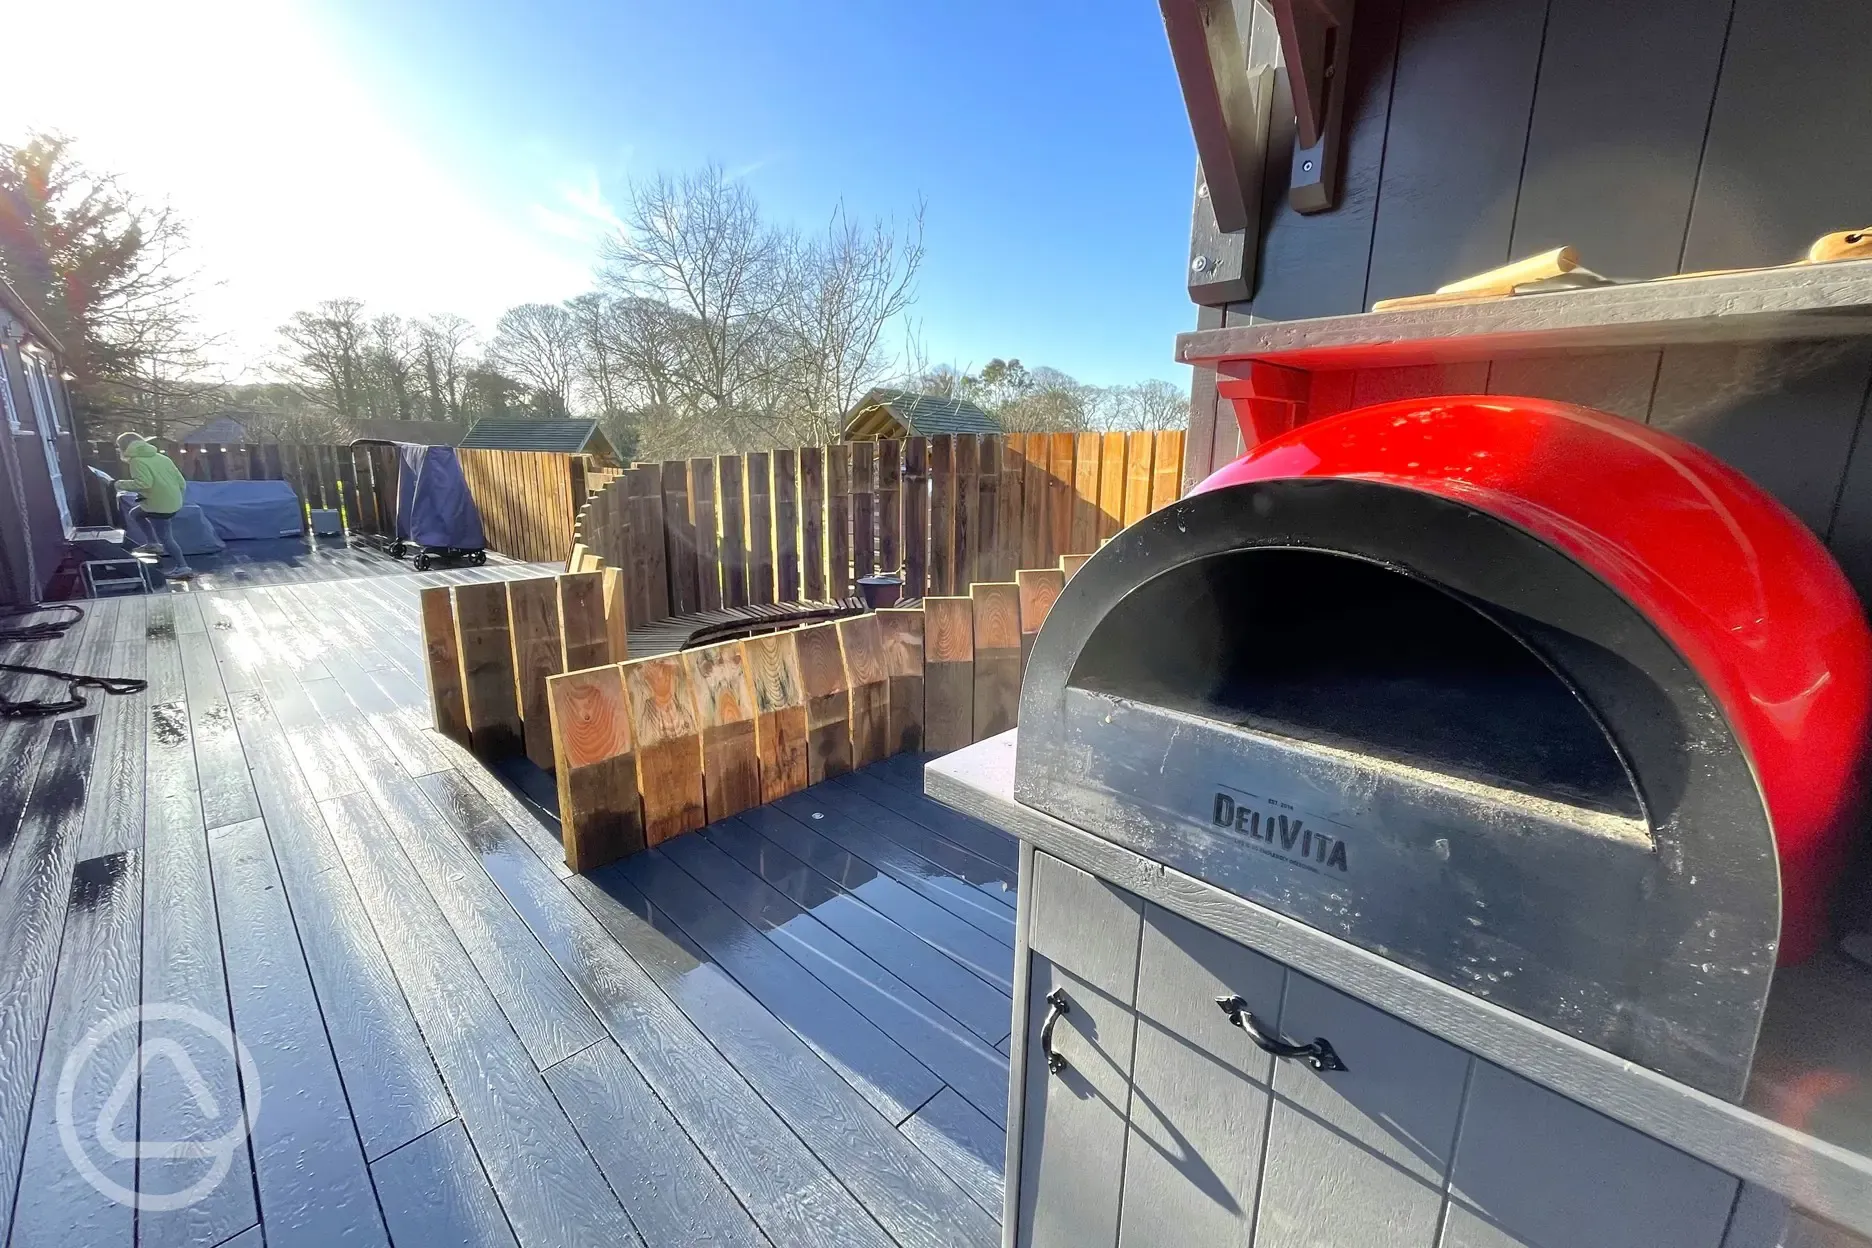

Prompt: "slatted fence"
[421,549,1095,872]
[575,429,1184,630]
[81,439,404,536]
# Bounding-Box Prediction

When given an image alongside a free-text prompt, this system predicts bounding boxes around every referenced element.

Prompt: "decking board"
[0,560,1015,1248]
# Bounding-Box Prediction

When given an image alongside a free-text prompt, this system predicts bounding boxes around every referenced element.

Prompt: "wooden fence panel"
[718,454,748,608]
[746,449,774,605]
[976,436,1001,583]
[902,438,929,598]
[955,434,979,589]
[774,448,801,601]
[1124,430,1155,526]
[929,435,955,596]
[827,443,852,599]
[1072,432,1102,554]
[640,465,672,621]
[336,446,362,528]
[1152,430,1186,511]
[877,439,902,581]
[1047,433,1075,561]
[223,444,249,480]
[1018,435,1046,568]
[691,459,721,612]
[1098,431,1127,538]
[972,581,1021,741]
[851,440,876,581]
[349,447,380,533]
[662,460,699,616]
[996,435,1022,580]
[800,446,826,600]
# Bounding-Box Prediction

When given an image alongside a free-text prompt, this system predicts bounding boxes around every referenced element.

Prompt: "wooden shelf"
[927,731,1872,1239]
[1175,258,1872,371]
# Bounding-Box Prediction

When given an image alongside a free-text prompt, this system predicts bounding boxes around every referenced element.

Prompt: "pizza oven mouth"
[1015,473,1784,1101]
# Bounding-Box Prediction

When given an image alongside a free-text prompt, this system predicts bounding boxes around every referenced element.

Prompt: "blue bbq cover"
[396,444,485,549]
[184,480,304,539]
[119,498,226,555]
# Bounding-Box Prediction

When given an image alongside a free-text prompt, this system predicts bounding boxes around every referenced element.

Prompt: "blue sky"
[4,0,1197,386]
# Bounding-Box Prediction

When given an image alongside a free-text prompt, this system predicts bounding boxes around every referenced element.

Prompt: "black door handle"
[1040,987,1071,1074]
[1216,995,1347,1072]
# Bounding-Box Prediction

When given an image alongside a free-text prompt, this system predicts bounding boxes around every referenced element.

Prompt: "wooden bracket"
[1163,0,1279,306]
[1273,0,1355,213]
[1216,361,1312,449]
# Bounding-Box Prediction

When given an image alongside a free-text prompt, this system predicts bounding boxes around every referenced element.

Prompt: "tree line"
[1,135,1186,460]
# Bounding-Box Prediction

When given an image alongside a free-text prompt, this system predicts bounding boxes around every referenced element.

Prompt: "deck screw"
[1192,256,1210,273]
[1302,159,1315,173]
[1198,182,1210,198]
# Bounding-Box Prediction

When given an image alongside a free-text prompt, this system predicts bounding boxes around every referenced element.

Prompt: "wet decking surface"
[0,562,1014,1247]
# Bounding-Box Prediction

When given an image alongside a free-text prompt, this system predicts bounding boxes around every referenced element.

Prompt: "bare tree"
[276,297,369,422]
[600,165,795,442]
[1096,379,1188,431]
[416,312,476,421]
[784,202,925,444]
[489,301,579,416]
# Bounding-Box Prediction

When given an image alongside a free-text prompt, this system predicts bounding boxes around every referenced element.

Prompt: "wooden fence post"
[971,581,1021,740]
[747,449,774,605]
[686,641,761,823]
[774,448,800,600]
[662,460,699,616]
[877,439,902,581]
[744,632,808,802]
[795,622,853,782]
[922,596,974,752]
[902,438,930,598]
[837,614,889,767]
[452,582,523,759]
[827,443,852,599]
[1016,566,1064,680]
[851,440,876,581]
[877,607,925,755]
[690,458,721,612]
[929,435,955,595]
[622,655,705,846]
[718,454,748,608]
[955,434,979,587]
[420,586,469,747]
[1124,430,1155,526]
[507,577,565,770]
[547,665,644,871]
[558,571,610,671]
[800,446,827,600]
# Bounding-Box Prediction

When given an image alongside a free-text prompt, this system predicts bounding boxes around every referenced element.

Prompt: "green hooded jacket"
[115,440,188,514]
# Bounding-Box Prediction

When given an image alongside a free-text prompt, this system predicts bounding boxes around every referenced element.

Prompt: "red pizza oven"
[1015,395,1872,1099]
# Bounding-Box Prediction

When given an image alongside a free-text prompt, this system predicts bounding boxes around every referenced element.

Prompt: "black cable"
[0,662,148,718]
[0,603,84,643]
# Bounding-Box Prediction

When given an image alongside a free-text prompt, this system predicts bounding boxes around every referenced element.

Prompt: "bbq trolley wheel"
[414,552,431,571]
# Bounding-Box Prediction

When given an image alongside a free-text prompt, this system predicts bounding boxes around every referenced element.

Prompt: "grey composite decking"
[0,561,1015,1248]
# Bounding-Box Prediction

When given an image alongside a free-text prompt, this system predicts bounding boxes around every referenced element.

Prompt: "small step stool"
[82,558,152,597]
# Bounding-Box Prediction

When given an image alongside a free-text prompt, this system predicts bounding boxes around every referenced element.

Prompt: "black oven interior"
[1068,546,1643,820]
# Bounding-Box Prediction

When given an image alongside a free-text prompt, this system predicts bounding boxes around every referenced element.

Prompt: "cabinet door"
[1254,973,1470,1248]
[1442,1062,1737,1248]
[1117,905,1286,1248]
[1017,955,1139,1248]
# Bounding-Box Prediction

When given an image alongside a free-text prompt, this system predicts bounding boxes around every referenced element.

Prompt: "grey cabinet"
[1013,850,1749,1248]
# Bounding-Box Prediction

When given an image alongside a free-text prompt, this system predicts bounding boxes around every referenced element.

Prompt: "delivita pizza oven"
[1014,395,1872,1100]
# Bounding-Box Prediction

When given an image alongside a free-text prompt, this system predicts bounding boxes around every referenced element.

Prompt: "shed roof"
[0,278,63,355]
[180,416,250,444]
[842,388,1001,440]
[355,419,466,446]
[460,417,611,455]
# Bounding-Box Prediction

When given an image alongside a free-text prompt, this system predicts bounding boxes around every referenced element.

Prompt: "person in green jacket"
[114,433,193,579]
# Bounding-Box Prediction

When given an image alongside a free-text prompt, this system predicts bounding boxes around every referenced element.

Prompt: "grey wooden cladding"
[1013,846,1752,1248]
[1017,957,1138,1248]
[1188,0,1872,631]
